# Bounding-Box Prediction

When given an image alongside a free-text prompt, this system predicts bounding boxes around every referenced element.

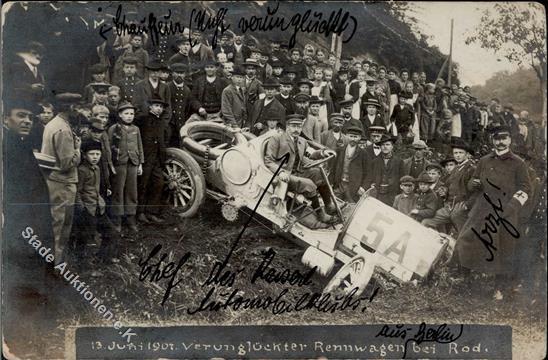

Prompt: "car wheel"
[164,148,206,217]
[323,255,374,296]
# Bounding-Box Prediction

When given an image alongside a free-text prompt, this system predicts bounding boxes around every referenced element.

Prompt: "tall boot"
[318,185,337,215]
[311,195,337,224]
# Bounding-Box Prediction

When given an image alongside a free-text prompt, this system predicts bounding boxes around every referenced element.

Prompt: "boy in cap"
[260,113,283,135]
[264,114,338,223]
[364,134,405,206]
[134,96,168,224]
[115,34,149,81]
[332,125,368,203]
[249,77,286,134]
[72,140,120,270]
[109,101,144,233]
[390,91,415,141]
[114,56,141,103]
[84,64,109,103]
[425,162,447,210]
[409,173,438,222]
[393,175,417,216]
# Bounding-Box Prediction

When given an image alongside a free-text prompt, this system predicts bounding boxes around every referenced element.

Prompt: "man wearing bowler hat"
[265,114,338,223]
[191,59,229,118]
[457,125,532,300]
[361,97,385,138]
[221,66,248,127]
[41,92,83,260]
[249,77,286,134]
[134,96,169,224]
[133,59,172,124]
[363,134,405,205]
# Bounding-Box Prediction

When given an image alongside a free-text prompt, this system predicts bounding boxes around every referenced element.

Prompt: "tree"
[466,3,547,124]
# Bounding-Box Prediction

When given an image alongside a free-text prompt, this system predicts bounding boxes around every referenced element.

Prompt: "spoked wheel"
[323,255,374,296]
[164,148,206,217]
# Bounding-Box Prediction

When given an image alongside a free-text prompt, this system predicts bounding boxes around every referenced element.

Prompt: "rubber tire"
[165,147,206,218]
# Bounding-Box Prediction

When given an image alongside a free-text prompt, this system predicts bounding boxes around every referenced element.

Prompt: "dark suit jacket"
[244,77,264,114]
[361,114,385,138]
[135,113,166,164]
[275,94,296,118]
[221,84,247,127]
[403,157,432,178]
[248,97,286,132]
[364,155,405,198]
[133,79,172,124]
[264,132,323,174]
[169,81,199,128]
[6,59,46,99]
[390,104,414,133]
[332,145,368,202]
[192,76,229,112]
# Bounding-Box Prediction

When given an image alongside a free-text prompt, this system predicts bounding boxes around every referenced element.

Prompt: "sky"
[414,2,527,86]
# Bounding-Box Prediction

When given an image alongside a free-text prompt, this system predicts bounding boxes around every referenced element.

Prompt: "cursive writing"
[376,323,464,358]
[238,2,358,48]
[251,248,315,287]
[138,244,192,306]
[471,178,520,261]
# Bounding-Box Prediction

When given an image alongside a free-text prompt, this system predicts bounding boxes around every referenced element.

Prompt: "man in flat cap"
[265,114,338,223]
[403,140,432,178]
[191,59,229,119]
[114,56,142,103]
[457,125,532,301]
[133,60,172,124]
[331,125,368,203]
[221,66,248,128]
[242,58,265,115]
[249,77,286,134]
[41,93,83,261]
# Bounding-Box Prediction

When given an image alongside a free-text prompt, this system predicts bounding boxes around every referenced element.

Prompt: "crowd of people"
[3,26,546,351]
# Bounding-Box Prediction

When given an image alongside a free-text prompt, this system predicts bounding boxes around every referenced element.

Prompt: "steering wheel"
[302,153,335,169]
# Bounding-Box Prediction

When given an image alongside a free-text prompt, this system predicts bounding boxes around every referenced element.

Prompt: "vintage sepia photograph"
[1,1,546,359]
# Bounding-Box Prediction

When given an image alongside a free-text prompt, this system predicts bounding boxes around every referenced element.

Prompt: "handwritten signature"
[471,178,520,261]
[376,323,464,358]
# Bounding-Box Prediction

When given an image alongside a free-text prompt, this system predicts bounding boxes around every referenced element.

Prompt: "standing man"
[133,59,172,124]
[339,96,364,134]
[331,126,368,203]
[221,66,248,128]
[192,59,229,118]
[168,63,198,146]
[248,77,286,134]
[361,97,385,139]
[364,134,404,205]
[41,93,82,260]
[422,139,476,233]
[403,140,431,178]
[457,126,531,300]
[242,58,265,115]
[302,96,324,142]
[276,77,296,116]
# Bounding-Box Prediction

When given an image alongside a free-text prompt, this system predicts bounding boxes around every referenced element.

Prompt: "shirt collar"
[494,148,510,156]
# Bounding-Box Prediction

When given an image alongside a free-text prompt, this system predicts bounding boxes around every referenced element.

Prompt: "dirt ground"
[11,199,546,360]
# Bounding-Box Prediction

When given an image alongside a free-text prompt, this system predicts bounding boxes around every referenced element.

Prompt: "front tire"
[164,148,206,217]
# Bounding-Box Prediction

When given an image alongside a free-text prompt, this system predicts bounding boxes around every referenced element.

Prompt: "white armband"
[513,190,528,206]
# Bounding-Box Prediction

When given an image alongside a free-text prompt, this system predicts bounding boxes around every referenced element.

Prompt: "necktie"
[32,66,38,78]
[239,87,244,98]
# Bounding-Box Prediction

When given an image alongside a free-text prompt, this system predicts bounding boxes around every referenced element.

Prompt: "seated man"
[265,114,337,224]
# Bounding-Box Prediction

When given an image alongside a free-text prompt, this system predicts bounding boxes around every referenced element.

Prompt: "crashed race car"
[163,121,451,295]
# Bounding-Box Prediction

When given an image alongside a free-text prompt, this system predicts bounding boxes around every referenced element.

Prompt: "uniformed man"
[115,56,141,103]
[168,63,198,146]
[264,114,338,223]
[457,125,532,300]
